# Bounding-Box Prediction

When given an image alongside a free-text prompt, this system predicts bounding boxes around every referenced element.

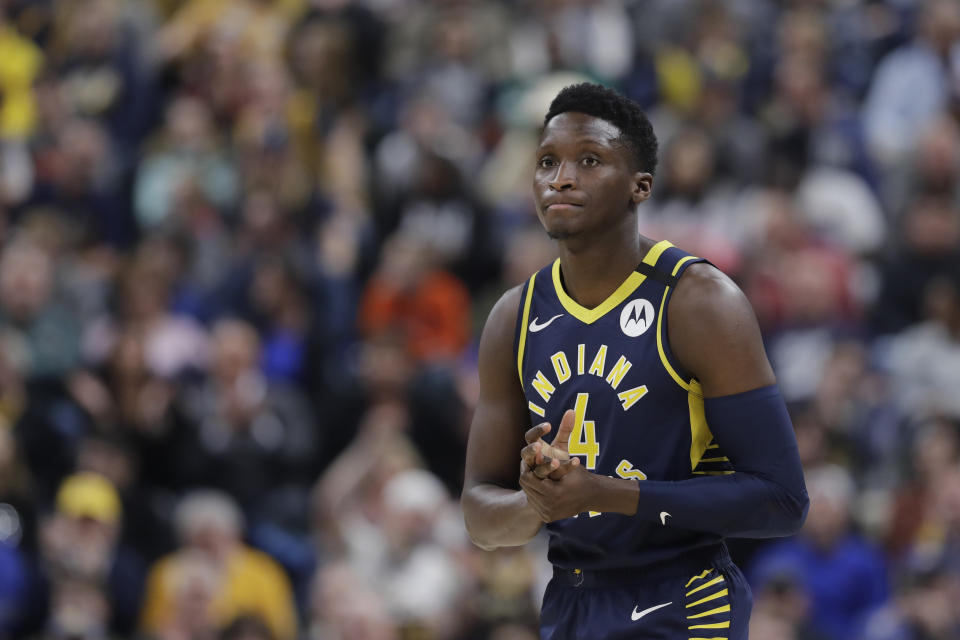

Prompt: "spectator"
[885,419,960,560]
[750,465,889,640]
[38,472,145,636]
[0,494,30,636]
[0,240,80,380]
[882,272,960,419]
[174,319,316,516]
[316,461,466,638]
[25,117,133,248]
[749,573,829,640]
[0,9,43,209]
[638,127,743,273]
[134,95,239,232]
[47,0,157,158]
[307,561,398,640]
[358,233,471,364]
[219,615,274,640]
[872,194,960,336]
[862,0,960,168]
[39,576,114,640]
[863,561,960,640]
[0,9,42,142]
[140,490,297,640]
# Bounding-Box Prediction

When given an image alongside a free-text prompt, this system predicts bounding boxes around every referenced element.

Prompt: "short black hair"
[543,83,658,175]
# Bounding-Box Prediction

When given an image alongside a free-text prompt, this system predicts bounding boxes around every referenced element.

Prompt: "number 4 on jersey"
[568,393,599,469]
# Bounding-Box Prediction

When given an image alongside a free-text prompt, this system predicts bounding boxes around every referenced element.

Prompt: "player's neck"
[556,221,654,310]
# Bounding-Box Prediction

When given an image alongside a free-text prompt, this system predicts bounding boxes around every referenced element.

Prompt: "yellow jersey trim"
[689,621,731,630]
[686,588,729,608]
[642,238,674,267]
[687,604,731,619]
[656,254,699,391]
[685,569,712,588]
[516,273,537,383]
[686,575,725,597]
[688,379,713,470]
[550,240,673,325]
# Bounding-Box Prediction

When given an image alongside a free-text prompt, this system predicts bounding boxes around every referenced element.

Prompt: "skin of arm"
[516,263,808,537]
[667,263,776,397]
[461,286,546,551]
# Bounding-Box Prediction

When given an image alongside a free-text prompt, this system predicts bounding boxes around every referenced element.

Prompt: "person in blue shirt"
[750,464,889,640]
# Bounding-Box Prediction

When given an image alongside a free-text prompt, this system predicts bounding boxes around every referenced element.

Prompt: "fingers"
[520,441,544,469]
[519,460,584,523]
[550,409,576,454]
[548,456,580,480]
[523,444,565,478]
[531,456,562,479]
[539,440,569,461]
[524,422,551,444]
[533,456,581,480]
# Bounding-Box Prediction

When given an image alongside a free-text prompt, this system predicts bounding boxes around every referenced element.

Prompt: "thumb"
[551,409,576,454]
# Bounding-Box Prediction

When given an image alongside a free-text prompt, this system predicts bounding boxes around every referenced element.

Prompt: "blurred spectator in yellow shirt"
[0,9,42,141]
[140,490,297,640]
[156,0,302,66]
[0,9,43,207]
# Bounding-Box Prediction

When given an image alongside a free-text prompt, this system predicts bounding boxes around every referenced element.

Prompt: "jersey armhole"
[656,256,707,395]
[514,272,537,385]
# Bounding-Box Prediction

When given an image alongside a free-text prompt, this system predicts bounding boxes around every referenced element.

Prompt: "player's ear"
[631,172,653,205]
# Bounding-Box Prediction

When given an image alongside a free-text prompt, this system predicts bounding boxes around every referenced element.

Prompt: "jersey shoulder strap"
[647,243,711,393]
[513,264,548,384]
[636,243,707,285]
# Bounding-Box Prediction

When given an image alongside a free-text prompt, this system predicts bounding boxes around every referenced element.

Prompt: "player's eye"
[581,156,600,167]
[537,156,556,169]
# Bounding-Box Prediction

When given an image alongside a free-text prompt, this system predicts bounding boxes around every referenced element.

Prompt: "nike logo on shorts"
[631,601,672,621]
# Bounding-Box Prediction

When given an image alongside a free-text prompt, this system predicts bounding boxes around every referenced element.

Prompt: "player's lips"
[543,198,586,212]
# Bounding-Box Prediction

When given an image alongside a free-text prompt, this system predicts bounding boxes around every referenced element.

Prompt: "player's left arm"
[640,262,809,537]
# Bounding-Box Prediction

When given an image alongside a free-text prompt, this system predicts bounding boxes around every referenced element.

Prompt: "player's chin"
[542,217,579,240]
[546,227,574,240]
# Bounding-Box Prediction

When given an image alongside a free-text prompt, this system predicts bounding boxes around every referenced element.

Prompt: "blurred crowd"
[1,0,960,638]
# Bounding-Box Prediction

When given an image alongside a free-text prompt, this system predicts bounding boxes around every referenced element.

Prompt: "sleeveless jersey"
[513,240,734,571]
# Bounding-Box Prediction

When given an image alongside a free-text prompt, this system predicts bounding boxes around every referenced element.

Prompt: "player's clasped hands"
[519,410,595,522]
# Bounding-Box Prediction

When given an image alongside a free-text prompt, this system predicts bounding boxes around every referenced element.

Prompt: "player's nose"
[548,161,577,191]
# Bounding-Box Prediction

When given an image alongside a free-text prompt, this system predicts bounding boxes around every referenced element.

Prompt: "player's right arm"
[462,286,544,551]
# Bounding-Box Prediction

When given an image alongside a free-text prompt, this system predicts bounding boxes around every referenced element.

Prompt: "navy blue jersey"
[514,240,734,571]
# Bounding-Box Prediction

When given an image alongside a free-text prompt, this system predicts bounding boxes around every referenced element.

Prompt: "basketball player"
[461,83,809,639]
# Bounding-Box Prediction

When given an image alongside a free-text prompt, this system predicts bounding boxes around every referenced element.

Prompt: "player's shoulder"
[479,284,524,350]
[488,283,525,327]
[476,284,526,382]
[671,261,753,326]
[667,260,773,387]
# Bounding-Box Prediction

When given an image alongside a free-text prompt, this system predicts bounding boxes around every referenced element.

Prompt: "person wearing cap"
[38,472,146,637]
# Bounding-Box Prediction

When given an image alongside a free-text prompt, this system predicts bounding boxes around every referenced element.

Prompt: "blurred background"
[1,0,960,638]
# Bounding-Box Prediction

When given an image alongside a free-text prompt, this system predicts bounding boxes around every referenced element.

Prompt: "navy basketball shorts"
[540,550,752,639]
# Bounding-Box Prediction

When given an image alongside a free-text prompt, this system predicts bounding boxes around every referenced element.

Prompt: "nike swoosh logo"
[631,601,672,621]
[660,511,671,525]
[529,314,564,333]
